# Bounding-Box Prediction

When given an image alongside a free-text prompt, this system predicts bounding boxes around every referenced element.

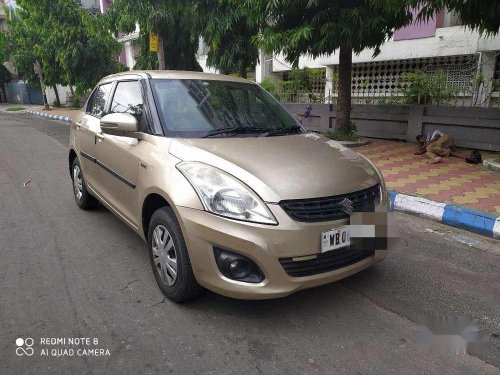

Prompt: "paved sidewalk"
[27,105,80,119]
[357,139,500,214]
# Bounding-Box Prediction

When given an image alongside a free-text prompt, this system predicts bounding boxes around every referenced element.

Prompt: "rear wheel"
[71,157,98,210]
[148,207,202,302]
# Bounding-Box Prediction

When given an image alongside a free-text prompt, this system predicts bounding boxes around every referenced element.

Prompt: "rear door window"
[86,83,113,118]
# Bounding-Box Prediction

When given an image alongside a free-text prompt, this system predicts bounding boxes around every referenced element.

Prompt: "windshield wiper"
[202,126,269,138]
[262,125,303,137]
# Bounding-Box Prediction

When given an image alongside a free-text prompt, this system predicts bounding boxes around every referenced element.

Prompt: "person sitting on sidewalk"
[415,130,453,164]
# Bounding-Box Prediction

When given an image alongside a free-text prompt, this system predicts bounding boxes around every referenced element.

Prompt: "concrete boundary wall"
[283,103,500,151]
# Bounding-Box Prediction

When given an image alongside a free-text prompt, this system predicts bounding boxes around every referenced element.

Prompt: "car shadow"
[180,265,385,318]
[88,201,389,316]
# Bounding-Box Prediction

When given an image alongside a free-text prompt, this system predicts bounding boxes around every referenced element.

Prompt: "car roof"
[99,70,253,85]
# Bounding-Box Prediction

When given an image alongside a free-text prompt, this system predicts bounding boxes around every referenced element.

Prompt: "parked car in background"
[69,71,389,302]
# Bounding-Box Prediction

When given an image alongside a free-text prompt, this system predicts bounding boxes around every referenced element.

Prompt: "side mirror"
[100,113,139,134]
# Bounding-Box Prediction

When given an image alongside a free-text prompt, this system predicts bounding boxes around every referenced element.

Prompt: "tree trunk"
[35,60,49,110]
[336,45,353,132]
[52,85,61,107]
[157,34,165,70]
[240,67,247,79]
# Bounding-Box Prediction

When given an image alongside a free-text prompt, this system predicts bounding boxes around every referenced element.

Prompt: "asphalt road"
[1,112,499,375]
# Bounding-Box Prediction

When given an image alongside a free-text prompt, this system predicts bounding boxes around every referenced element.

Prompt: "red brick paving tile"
[424,184,487,201]
[356,139,500,213]
[384,165,471,184]
[470,197,500,212]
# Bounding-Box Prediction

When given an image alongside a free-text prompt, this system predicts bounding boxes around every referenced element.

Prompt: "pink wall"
[119,46,127,66]
[100,0,110,13]
[394,9,444,41]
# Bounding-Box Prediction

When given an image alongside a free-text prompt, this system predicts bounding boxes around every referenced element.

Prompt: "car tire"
[71,157,99,210]
[148,207,202,302]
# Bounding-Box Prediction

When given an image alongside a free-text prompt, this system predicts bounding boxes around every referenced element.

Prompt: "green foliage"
[282,67,324,92]
[260,77,289,101]
[0,32,8,64]
[412,0,500,35]
[7,3,45,86]
[260,78,281,96]
[6,107,26,112]
[108,0,202,71]
[261,68,325,102]
[244,0,413,65]
[195,0,258,77]
[400,70,458,105]
[326,121,358,141]
[67,10,126,94]
[8,0,125,95]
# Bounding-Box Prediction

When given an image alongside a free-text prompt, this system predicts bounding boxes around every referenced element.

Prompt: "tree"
[9,0,66,105]
[0,32,12,100]
[8,0,124,103]
[414,0,500,35]
[0,31,8,65]
[195,0,258,78]
[58,7,126,94]
[244,0,413,132]
[108,0,202,71]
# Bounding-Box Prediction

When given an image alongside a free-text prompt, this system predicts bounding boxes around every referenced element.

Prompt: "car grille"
[279,247,375,278]
[279,184,379,222]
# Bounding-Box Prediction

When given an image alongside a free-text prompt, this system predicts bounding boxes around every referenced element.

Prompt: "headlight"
[176,162,277,225]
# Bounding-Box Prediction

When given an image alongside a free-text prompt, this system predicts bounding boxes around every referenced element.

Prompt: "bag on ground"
[465,150,482,164]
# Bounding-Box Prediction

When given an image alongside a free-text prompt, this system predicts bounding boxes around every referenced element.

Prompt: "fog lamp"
[213,247,264,283]
[229,259,252,279]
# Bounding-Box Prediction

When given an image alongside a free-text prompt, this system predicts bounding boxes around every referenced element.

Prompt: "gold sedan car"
[69,71,389,302]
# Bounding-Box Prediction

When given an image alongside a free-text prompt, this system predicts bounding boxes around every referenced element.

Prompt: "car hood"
[169,133,379,202]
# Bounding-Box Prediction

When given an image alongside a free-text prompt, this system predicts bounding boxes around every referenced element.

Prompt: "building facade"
[77,0,100,13]
[256,8,500,107]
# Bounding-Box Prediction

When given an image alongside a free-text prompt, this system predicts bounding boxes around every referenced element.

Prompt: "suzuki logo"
[340,198,354,215]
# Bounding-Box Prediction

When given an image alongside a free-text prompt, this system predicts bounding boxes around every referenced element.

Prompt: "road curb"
[26,109,72,123]
[389,191,500,238]
[338,138,370,148]
[483,158,500,173]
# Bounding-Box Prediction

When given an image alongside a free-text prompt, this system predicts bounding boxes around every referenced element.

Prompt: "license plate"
[321,226,351,253]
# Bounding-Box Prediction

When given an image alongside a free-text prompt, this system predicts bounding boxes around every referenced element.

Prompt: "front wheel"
[148,207,202,302]
[71,157,98,210]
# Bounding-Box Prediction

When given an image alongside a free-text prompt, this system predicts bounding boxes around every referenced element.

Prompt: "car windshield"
[150,79,301,138]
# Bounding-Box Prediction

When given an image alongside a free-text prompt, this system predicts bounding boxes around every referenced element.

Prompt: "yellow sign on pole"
[149,33,158,52]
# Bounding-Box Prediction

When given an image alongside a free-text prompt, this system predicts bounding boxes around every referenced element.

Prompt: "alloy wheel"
[73,165,83,201]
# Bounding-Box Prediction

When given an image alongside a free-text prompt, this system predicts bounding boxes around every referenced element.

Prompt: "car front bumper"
[177,204,388,300]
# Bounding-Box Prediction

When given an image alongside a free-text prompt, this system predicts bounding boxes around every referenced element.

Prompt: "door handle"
[96,132,105,140]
